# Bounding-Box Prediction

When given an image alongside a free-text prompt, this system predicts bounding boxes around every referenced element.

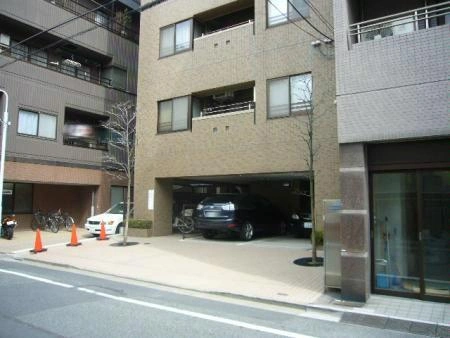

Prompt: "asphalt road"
[0,256,424,338]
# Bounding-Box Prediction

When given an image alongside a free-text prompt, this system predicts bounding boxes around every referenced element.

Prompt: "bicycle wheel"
[49,219,59,233]
[31,218,39,231]
[65,216,74,231]
[178,217,194,234]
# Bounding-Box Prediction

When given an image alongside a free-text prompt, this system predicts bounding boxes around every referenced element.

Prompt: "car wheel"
[202,230,216,239]
[239,222,254,241]
[115,223,124,234]
[277,220,287,235]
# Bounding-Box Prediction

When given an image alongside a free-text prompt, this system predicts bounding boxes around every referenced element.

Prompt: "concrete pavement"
[1,229,449,337]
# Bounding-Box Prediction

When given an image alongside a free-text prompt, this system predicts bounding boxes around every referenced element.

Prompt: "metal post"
[0,90,10,218]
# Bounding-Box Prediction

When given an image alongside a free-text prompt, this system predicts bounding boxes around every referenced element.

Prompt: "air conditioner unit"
[213,91,234,102]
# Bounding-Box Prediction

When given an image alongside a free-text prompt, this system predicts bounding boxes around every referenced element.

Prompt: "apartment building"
[135,0,339,236]
[334,0,449,302]
[0,0,140,228]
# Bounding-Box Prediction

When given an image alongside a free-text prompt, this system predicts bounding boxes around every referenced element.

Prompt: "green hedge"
[128,219,152,229]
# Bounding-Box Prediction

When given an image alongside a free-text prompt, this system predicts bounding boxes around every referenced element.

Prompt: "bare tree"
[295,74,322,265]
[102,101,136,245]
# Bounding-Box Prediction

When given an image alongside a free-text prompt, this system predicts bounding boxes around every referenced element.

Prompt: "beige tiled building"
[135,0,339,236]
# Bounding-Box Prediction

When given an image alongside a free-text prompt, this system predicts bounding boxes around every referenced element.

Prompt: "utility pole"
[0,89,9,218]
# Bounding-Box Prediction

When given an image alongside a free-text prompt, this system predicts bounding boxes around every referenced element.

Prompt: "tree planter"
[127,228,152,237]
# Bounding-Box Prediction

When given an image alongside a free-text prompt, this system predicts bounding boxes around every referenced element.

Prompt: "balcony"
[0,30,115,87]
[192,85,255,119]
[44,0,139,43]
[349,1,450,44]
[63,108,108,151]
[196,101,255,119]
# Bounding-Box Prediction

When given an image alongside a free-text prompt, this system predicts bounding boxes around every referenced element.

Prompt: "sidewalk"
[2,229,449,337]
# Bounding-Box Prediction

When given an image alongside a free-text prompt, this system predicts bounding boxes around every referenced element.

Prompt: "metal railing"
[199,101,255,117]
[0,47,112,87]
[44,0,139,43]
[349,2,450,43]
[196,20,254,39]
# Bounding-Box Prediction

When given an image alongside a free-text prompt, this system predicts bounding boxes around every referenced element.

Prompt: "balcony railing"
[195,20,254,39]
[349,1,450,43]
[199,101,255,117]
[0,47,112,87]
[44,0,139,43]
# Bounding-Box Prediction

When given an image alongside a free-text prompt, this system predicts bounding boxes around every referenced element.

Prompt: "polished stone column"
[339,143,371,302]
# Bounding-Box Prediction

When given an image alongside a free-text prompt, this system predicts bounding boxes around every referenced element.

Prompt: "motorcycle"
[1,214,17,240]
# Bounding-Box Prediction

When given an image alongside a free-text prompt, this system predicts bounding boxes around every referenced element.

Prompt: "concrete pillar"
[153,178,173,236]
[339,143,371,302]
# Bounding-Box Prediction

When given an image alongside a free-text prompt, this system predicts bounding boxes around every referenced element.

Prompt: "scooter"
[1,214,17,240]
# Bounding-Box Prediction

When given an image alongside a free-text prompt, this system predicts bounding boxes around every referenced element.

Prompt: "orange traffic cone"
[30,229,47,253]
[97,221,109,241]
[66,224,82,247]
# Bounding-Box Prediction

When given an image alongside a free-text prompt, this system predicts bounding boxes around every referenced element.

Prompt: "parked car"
[288,212,312,238]
[85,202,133,236]
[194,194,286,241]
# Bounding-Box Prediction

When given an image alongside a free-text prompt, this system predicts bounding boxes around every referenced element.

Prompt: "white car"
[85,203,133,235]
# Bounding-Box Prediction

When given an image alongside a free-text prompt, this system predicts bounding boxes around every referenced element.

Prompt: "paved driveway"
[4,229,325,305]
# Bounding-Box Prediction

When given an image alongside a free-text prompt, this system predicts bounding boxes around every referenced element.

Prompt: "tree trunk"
[310,174,316,264]
[123,178,131,245]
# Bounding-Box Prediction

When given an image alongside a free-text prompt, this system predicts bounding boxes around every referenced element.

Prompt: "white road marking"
[0,268,73,288]
[0,268,315,338]
[77,287,316,338]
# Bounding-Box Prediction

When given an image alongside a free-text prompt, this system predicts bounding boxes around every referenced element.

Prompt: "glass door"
[372,172,420,294]
[421,171,450,298]
[372,170,450,300]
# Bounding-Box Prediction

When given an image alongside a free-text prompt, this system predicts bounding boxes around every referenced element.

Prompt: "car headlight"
[291,213,300,220]
[107,220,115,225]
[196,204,204,210]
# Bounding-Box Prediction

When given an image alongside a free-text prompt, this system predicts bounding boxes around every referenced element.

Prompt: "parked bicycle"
[173,204,195,235]
[49,209,75,231]
[31,209,59,233]
[31,209,75,233]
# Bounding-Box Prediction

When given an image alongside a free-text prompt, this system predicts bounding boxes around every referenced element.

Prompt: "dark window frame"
[157,95,192,134]
[266,0,311,28]
[159,18,194,58]
[17,108,58,140]
[266,72,312,119]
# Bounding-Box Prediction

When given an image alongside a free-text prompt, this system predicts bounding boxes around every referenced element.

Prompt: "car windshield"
[105,203,133,214]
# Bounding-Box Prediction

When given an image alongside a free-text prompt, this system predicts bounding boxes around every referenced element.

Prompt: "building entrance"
[371,170,450,301]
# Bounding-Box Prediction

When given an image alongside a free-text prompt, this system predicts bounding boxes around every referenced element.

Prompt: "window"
[158,96,189,132]
[2,182,32,214]
[159,19,193,57]
[267,0,310,27]
[0,33,10,52]
[18,109,57,139]
[268,73,312,118]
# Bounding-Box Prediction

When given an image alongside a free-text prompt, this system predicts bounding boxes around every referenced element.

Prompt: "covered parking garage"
[153,172,312,238]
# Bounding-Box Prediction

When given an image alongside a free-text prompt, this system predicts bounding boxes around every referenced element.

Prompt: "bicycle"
[173,204,195,235]
[49,209,75,231]
[31,209,59,233]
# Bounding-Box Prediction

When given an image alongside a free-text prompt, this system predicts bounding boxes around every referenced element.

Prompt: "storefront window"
[1,182,33,214]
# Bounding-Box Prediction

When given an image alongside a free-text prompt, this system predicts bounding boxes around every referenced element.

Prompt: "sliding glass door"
[372,170,450,300]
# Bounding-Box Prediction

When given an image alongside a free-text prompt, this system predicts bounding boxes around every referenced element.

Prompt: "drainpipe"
[0,90,10,218]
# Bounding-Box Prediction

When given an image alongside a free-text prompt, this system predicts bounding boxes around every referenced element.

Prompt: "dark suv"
[194,194,286,241]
